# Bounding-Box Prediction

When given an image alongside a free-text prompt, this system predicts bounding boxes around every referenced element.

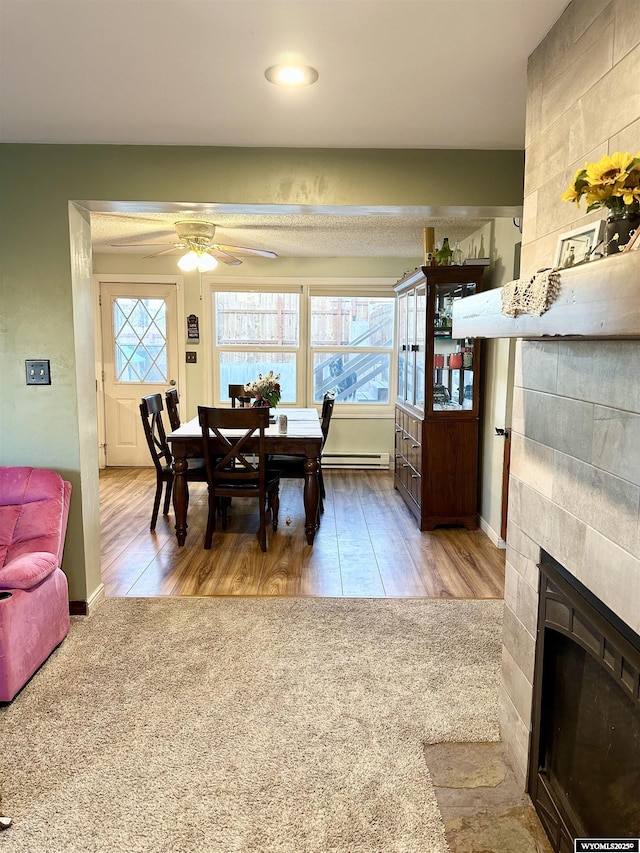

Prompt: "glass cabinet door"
[415,284,426,411]
[432,279,478,413]
[406,287,416,405]
[397,291,407,403]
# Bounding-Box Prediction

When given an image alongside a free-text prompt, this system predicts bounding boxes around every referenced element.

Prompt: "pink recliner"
[0,467,71,702]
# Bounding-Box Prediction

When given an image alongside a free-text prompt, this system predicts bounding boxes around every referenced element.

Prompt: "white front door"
[101,282,180,466]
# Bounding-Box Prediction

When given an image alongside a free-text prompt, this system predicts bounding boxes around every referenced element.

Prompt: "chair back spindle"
[165,388,181,431]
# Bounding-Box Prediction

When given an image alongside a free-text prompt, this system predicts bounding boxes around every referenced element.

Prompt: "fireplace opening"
[529,552,640,852]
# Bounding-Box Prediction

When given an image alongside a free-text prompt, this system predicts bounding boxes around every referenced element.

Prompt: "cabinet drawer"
[406,413,422,442]
[394,437,408,476]
[409,469,422,506]
[397,458,411,491]
[408,439,421,473]
[397,455,420,499]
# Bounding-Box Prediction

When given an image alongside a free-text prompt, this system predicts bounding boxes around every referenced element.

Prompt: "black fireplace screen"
[529,553,640,852]
[541,630,640,836]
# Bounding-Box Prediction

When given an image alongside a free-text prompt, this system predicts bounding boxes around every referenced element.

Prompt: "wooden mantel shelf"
[452,251,640,340]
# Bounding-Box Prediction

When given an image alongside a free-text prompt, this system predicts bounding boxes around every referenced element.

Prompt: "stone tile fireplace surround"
[497,0,640,845]
[451,253,640,842]
[499,335,640,795]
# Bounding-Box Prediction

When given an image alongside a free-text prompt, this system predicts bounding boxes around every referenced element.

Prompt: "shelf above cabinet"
[434,367,474,372]
[452,251,640,341]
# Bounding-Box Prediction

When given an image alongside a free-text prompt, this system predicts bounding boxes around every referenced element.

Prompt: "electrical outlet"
[25,359,51,385]
[186,351,197,364]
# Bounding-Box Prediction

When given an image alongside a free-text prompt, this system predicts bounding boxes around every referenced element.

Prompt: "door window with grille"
[113,297,168,383]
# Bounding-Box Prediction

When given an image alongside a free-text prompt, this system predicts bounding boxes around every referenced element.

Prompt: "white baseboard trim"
[87,583,106,616]
[479,516,506,549]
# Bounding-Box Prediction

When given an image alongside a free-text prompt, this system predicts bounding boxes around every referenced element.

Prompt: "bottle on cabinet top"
[435,237,453,266]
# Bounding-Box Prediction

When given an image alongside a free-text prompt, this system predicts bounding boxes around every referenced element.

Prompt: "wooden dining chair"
[198,406,280,552]
[140,393,206,531]
[267,391,335,513]
[228,383,252,408]
[165,388,181,431]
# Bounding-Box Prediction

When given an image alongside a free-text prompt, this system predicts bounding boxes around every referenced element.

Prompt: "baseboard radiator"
[322,452,390,470]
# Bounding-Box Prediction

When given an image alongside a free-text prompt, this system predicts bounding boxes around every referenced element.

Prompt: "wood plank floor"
[100,467,505,599]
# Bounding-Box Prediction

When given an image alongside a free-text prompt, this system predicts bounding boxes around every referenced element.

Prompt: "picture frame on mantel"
[554,220,605,269]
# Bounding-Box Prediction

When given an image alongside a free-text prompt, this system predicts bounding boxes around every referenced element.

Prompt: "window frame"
[203,276,396,417]
[308,283,396,413]
[205,279,305,406]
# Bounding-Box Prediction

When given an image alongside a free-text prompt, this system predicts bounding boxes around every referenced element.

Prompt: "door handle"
[169,379,177,386]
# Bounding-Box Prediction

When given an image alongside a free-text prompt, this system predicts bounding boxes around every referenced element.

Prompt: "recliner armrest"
[0,551,59,590]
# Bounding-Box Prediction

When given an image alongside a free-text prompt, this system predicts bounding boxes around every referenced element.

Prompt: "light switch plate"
[25,359,51,385]
[186,351,197,364]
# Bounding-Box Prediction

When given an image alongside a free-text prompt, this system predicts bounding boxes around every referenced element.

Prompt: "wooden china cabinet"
[394,265,485,530]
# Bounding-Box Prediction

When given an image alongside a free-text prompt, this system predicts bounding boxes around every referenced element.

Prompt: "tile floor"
[423,741,554,853]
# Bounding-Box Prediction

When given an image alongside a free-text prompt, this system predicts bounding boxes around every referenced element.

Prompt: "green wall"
[0,144,524,603]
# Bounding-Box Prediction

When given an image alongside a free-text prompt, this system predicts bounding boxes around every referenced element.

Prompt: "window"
[113,297,168,383]
[214,289,300,403]
[310,295,395,404]
[210,281,396,408]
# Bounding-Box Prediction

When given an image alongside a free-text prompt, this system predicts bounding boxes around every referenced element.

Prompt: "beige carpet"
[0,597,503,852]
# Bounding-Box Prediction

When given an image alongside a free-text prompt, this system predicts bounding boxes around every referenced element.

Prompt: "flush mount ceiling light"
[265,64,319,86]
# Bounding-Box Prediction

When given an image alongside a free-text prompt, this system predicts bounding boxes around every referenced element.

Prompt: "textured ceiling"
[91,210,501,259]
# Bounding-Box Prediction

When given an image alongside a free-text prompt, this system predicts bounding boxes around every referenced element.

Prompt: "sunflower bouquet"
[561,151,640,216]
[244,371,281,408]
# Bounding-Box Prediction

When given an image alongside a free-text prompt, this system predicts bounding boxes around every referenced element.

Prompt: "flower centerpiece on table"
[244,371,281,408]
[561,151,640,254]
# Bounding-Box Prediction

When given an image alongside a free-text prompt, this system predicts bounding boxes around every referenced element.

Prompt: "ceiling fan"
[111,220,278,269]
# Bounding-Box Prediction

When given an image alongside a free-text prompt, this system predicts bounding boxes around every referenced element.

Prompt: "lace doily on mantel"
[500,269,561,318]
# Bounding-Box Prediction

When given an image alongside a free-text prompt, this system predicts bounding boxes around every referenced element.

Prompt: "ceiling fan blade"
[111,241,178,248]
[142,246,182,259]
[211,249,243,266]
[214,243,278,259]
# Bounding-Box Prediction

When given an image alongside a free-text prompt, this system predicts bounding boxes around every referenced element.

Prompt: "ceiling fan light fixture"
[265,64,318,87]
[197,252,218,272]
[177,250,199,272]
[177,248,218,272]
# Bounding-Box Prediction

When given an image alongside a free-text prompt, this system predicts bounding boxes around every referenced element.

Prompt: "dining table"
[167,407,324,547]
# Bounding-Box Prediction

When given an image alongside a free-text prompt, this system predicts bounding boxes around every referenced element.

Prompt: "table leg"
[303,456,320,545]
[172,453,189,546]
